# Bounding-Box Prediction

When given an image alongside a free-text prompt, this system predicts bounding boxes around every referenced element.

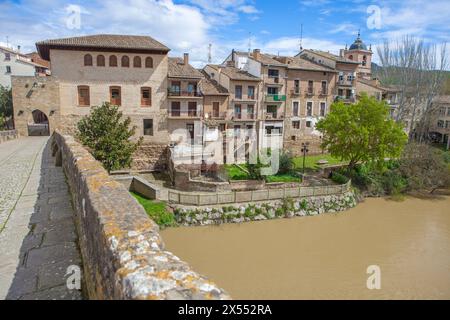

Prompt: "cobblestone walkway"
[0,137,84,300]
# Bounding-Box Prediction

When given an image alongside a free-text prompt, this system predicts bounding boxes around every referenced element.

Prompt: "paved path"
[0,137,83,300]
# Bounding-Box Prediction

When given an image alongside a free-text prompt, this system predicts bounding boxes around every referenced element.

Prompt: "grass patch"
[130,192,175,228]
[224,164,249,180]
[265,173,302,183]
[293,154,347,171]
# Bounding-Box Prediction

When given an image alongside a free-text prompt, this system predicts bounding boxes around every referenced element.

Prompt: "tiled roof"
[304,49,359,64]
[284,56,337,72]
[199,70,229,95]
[206,64,261,81]
[235,51,287,66]
[168,57,203,78]
[36,34,169,60]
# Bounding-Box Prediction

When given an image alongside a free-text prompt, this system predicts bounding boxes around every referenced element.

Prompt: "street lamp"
[301,142,310,175]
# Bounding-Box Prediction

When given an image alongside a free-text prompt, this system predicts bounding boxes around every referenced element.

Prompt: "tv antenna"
[248,32,252,55]
[208,43,212,63]
[299,24,303,52]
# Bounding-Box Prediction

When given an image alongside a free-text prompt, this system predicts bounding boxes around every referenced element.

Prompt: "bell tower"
[343,30,373,80]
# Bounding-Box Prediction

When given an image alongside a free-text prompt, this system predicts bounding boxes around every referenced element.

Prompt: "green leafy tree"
[0,85,13,130]
[316,94,407,168]
[77,102,142,172]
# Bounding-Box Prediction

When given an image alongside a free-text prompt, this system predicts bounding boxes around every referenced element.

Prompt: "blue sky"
[1,0,449,67]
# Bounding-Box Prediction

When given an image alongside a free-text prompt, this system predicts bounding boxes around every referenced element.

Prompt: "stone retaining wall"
[52,131,230,300]
[0,130,19,143]
[174,192,357,226]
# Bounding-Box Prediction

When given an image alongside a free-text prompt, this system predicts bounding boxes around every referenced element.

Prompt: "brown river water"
[161,196,450,299]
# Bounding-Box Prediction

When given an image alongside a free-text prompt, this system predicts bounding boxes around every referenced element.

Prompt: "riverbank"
[161,196,450,299]
[173,191,357,226]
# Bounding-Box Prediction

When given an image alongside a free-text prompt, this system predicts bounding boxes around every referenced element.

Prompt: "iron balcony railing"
[169,109,202,117]
[265,94,286,102]
[168,89,202,97]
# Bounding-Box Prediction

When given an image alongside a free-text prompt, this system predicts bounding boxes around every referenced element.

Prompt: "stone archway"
[27,109,50,136]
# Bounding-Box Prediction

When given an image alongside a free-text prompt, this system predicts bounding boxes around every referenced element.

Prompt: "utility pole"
[299,24,303,52]
[301,142,310,175]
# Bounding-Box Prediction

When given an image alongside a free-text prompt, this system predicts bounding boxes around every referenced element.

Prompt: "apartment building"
[12,34,171,170]
[203,63,261,163]
[1,45,49,87]
[272,55,337,155]
[431,95,450,148]
[298,49,359,104]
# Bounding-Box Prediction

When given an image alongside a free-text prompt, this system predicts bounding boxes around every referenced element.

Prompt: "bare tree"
[376,36,448,141]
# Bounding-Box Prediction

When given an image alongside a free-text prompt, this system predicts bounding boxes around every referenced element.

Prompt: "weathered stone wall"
[52,131,230,300]
[131,142,168,171]
[174,192,357,226]
[0,130,19,143]
[11,76,61,136]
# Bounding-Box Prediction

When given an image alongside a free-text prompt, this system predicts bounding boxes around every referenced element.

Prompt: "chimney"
[226,60,235,67]
[183,53,189,65]
[17,45,21,52]
[253,49,261,60]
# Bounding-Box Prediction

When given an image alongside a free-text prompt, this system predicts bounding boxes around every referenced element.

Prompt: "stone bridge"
[0,133,229,300]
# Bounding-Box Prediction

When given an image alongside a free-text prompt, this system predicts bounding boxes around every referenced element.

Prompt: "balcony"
[205,111,227,120]
[305,88,315,96]
[168,109,202,119]
[337,79,355,87]
[265,94,286,102]
[264,112,284,120]
[232,113,256,121]
[290,89,301,97]
[319,89,328,96]
[168,89,202,98]
[335,95,356,103]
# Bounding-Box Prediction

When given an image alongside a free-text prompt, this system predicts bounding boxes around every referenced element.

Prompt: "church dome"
[349,32,368,50]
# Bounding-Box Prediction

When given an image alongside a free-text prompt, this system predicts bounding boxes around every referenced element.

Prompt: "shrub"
[331,172,349,184]
[247,157,264,180]
[131,192,175,228]
[77,102,142,172]
[278,151,294,174]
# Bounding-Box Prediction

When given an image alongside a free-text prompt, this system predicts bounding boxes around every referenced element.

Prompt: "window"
[307,102,313,116]
[84,54,93,66]
[235,85,242,99]
[77,85,90,106]
[5,53,10,61]
[294,80,300,93]
[447,108,450,116]
[265,125,282,135]
[321,81,327,94]
[306,121,312,128]
[247,105,254,118]
[268,69,279,78]
[293,101,299,116]
[292,121,300,129]
[234,104,242,119]
[188,102,197,117]
[213,102,220,118]
[97,55,105,67]
[291,136,296,141]
[268,87,278,95]
[171,102,180,116]
[170,81,181,95]
[437,120,444,128]
[439,108,446,116]
[121,56,130,67]
[339,74,344,81]
[133,56,141,68]
[109,55,118,67]
[362,55,367,66]
[110,86,121,106]
[248,86,255,99]
[143,119,153,136]
[267,105,277,118]
[307,80,313,94]
[141,87,151,106]
[338,88,344,96]
[446,121,450,129]
[187,82,197,95]
[348,55,353,60]
[320,102,326,117]
[6,66,11,73]
[145,57,153,68]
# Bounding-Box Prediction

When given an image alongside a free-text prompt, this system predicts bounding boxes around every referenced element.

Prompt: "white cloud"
[237,5,260,14]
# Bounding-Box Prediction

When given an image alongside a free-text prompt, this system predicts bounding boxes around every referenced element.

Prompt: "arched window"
[362,55,367,66]
[145,57,153,68]
[97,55,105,67]
[348,55,353,60]
[109,55,118,67]
[84,54,93,66]
[133,56,142,68]
[121,55,130,67]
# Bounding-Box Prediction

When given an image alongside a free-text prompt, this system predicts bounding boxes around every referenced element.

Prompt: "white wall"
[0,49,36,87]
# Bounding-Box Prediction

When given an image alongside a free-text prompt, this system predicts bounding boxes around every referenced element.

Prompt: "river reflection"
[161,196,450,299]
